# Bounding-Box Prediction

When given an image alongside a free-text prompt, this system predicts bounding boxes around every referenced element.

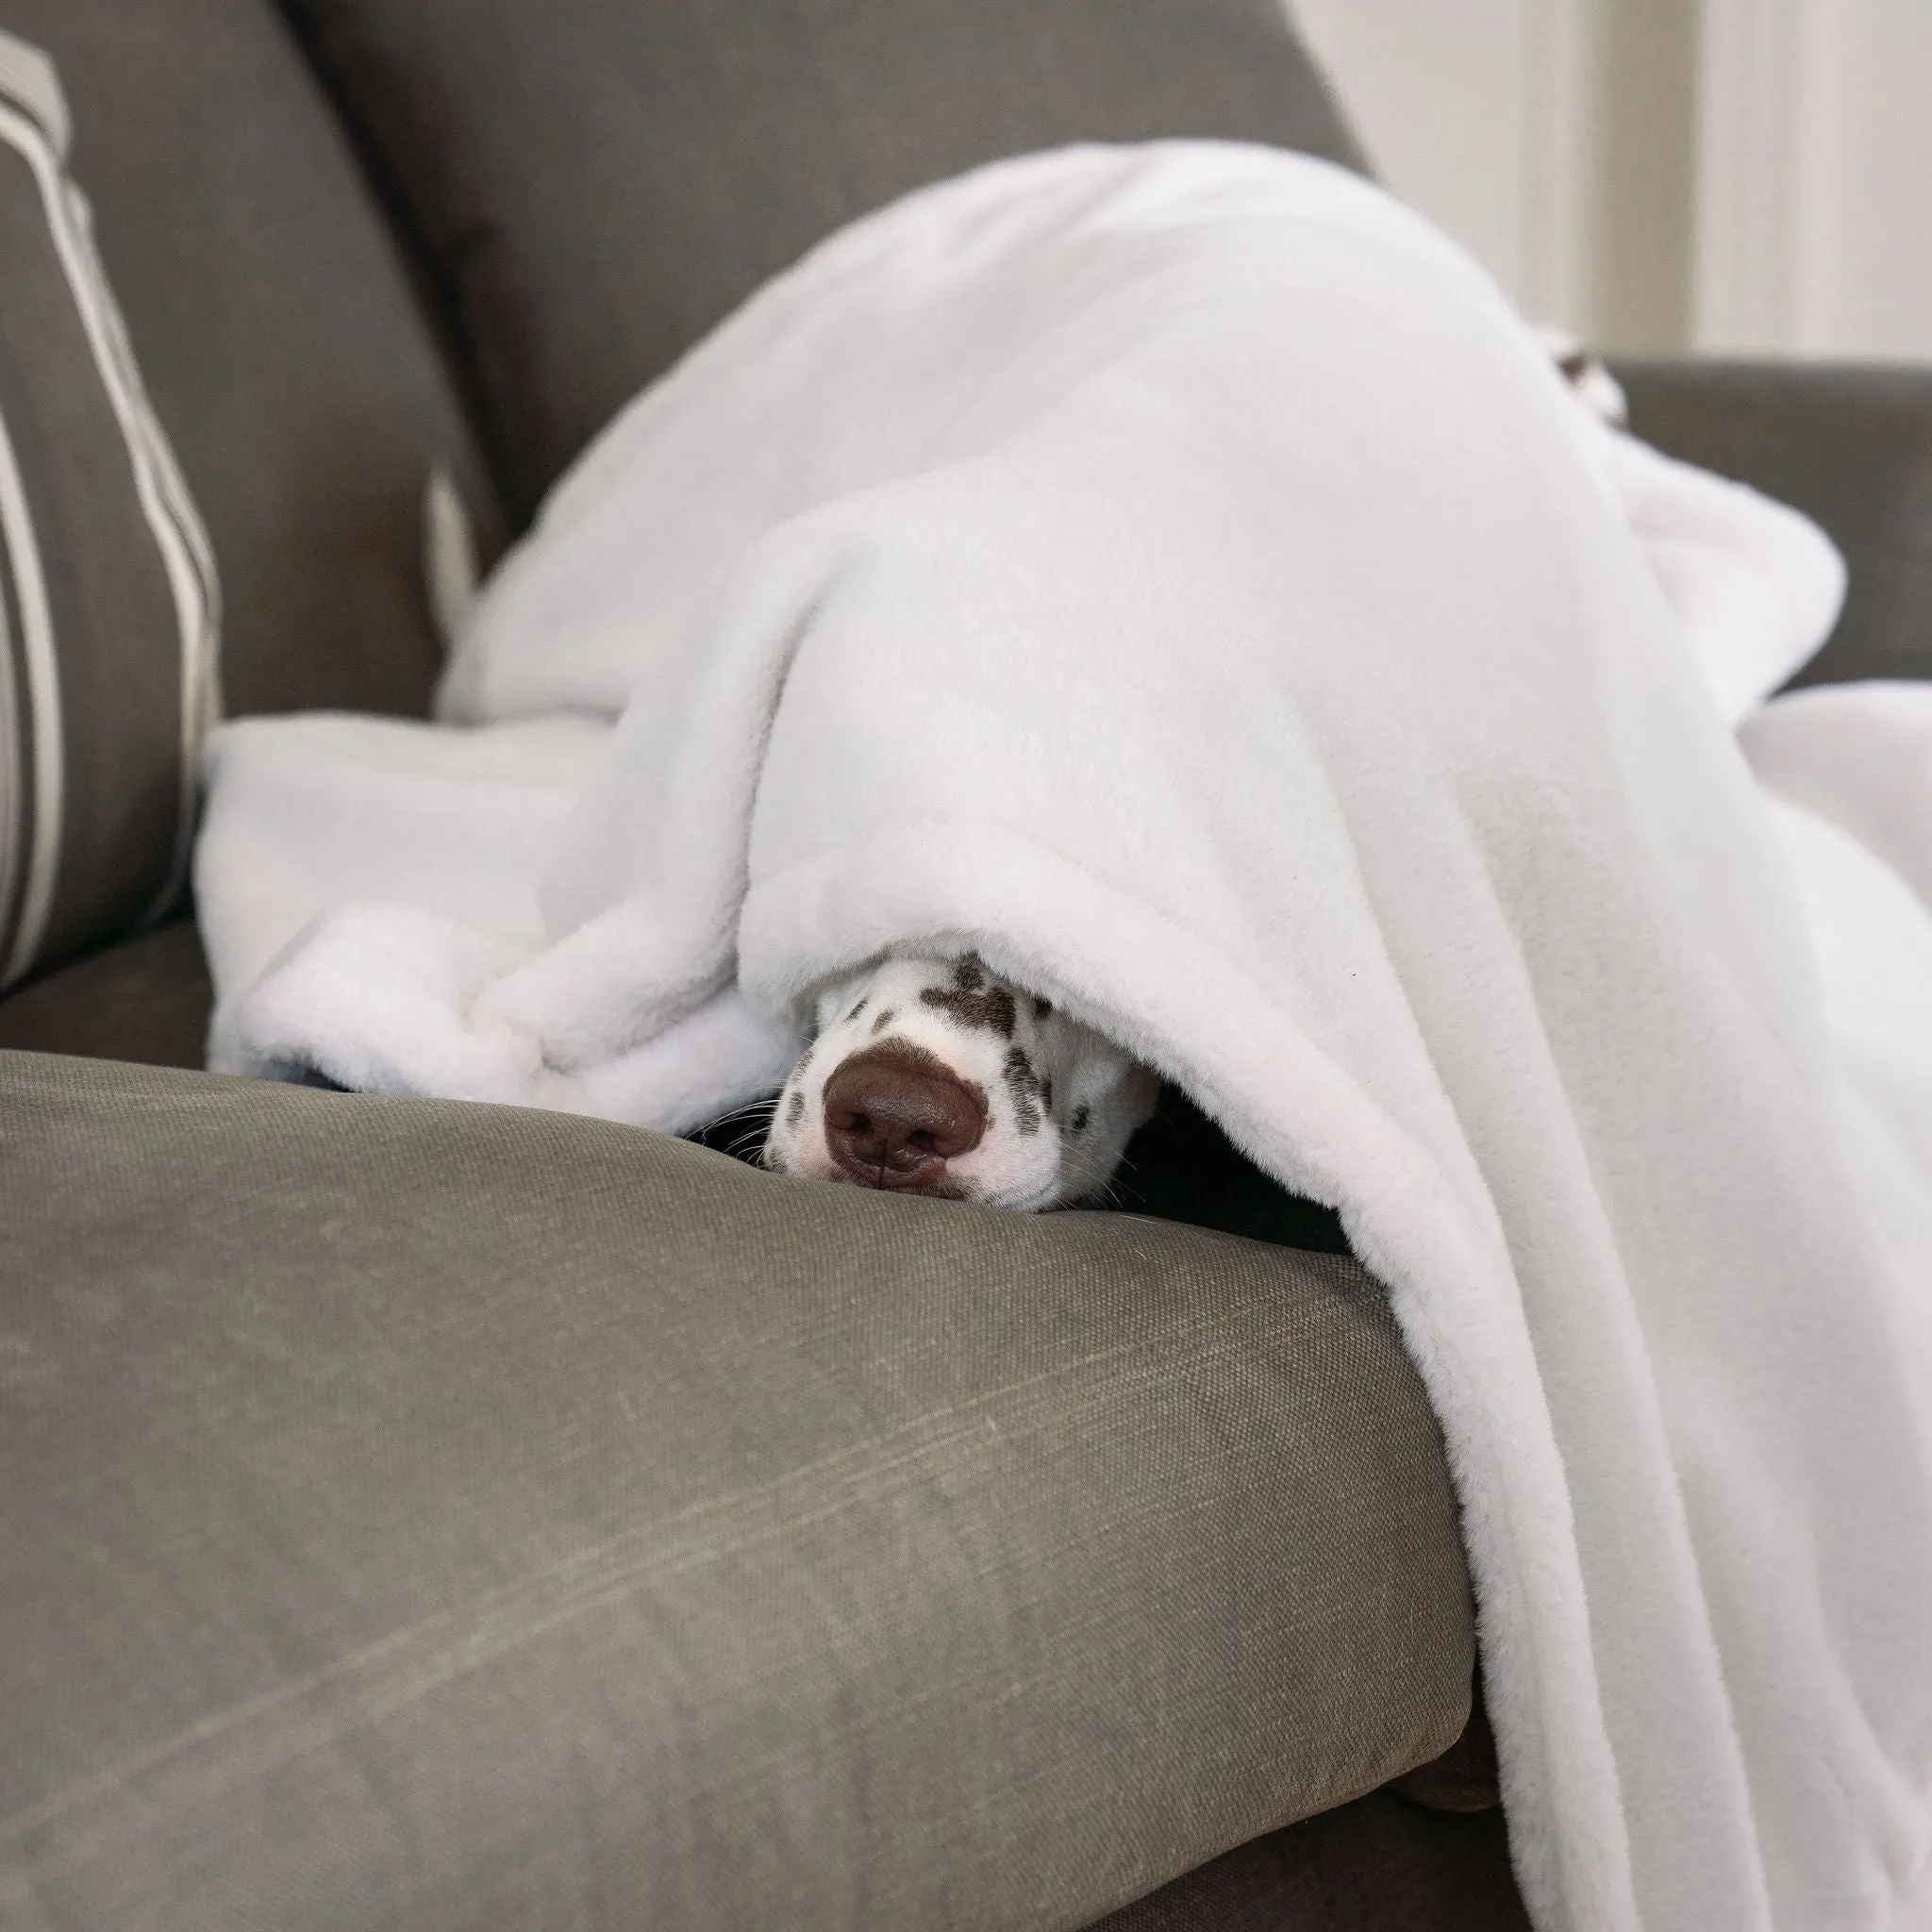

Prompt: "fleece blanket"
[194,144,1932,1931]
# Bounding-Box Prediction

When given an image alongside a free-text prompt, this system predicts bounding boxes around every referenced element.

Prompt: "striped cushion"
[0,30,217,991]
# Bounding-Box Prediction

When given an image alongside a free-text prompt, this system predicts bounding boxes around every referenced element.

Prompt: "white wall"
[1289,0,1599,333]
[1290,0,1932,362]
[1696,0,1932,357]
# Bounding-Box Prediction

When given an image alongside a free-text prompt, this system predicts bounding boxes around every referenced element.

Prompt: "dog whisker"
[687,1093,784,1169]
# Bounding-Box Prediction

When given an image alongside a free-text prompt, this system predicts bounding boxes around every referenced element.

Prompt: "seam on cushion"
[683,1341,1437,1827]
[4,1324,1412,1865]
[0,1281,1412,1860]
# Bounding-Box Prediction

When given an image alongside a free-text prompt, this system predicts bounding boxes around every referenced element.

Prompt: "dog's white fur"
[762,952,1158,1209]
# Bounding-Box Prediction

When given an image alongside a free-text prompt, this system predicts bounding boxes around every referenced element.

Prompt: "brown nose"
[821,1043,986,1190]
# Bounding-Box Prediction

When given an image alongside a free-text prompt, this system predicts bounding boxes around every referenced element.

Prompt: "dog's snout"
[821,1043,986,1189]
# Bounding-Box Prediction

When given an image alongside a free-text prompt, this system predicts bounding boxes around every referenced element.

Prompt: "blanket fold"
[194,143,1932,1932]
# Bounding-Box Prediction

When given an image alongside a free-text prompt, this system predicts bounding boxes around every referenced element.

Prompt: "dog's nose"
[821,1044,986,1189]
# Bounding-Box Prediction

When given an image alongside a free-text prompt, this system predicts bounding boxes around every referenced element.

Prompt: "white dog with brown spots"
[764,341,1632,1215]
[762,953,1159,1210]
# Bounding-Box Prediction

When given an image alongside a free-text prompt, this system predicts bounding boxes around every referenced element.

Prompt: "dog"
[761,953,1159,1210]
[759,357,1618,1214]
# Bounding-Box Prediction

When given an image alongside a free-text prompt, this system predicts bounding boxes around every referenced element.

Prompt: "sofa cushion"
[0,1051,1472,1930]
[0,33,218,987]
[278,0,1368,521]
[0,0,503,720]
[0,915,210,1064]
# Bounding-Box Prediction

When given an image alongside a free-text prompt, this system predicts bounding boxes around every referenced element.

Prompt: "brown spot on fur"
[786,1090,805,1128]
[871,1008,896,1035]
[1003,1045,1043,1136]
[922,954,1016,1038]
[847,996,868,1023]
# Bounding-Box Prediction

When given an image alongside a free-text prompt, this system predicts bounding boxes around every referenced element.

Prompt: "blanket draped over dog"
[196,145,1932,1930]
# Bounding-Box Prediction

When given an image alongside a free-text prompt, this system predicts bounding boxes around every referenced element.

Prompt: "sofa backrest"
[0,0,504,721]
[0,0,1361,722]
[279,0,1367,524]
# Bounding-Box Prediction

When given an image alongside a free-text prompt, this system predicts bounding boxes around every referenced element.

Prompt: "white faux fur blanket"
[195,144,1932,1931]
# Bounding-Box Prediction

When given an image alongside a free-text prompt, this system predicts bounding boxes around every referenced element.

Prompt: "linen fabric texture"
[0,30,217,990]
[0,1049,1471,1930]
[195,143,1932,1930]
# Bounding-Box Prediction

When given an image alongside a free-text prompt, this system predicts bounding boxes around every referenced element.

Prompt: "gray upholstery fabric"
[0,0,503,720]
[0,919,209,1067]
[0,1052,1472,1931]
[1618,358,1932,689]
[278,0,1368,520]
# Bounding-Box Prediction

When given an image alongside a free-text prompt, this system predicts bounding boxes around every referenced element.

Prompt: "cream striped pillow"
[0,29,218,991]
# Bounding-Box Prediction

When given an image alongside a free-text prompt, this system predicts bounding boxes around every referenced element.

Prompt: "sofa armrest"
[0,1052,1472,1932]
[1614,358,1932,689]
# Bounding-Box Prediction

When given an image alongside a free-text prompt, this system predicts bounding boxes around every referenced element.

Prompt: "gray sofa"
[2,4,1928,1926]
